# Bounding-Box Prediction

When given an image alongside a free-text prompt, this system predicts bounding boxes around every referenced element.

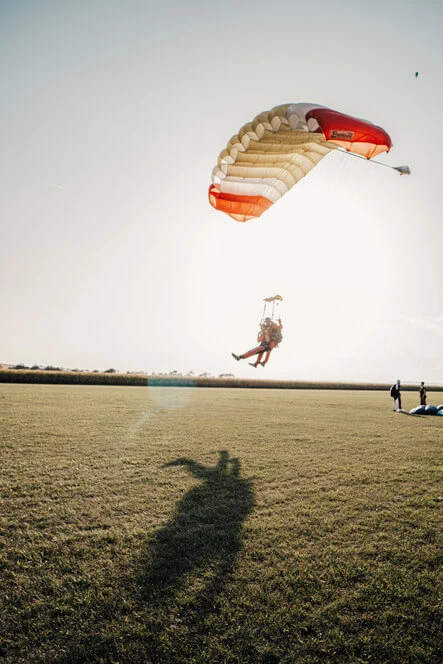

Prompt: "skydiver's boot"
[248,362,258,368]
[231,353,241,361]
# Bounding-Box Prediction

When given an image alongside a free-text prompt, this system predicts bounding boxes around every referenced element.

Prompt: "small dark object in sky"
[415,72,419,78]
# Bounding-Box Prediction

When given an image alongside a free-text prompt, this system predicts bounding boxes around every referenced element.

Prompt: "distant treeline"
[0,370,147,386]
[0,369,440,391]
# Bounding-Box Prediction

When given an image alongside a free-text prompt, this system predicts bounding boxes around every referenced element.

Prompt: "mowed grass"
[0,385,441,664]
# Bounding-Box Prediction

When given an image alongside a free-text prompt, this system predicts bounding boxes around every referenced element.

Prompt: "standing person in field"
[232,317,283,368]
[419,381,427,406]
[390,379,402,411]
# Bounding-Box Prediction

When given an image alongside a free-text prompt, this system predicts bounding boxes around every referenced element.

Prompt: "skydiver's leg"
[249,351,265,368]
[260,341,275,366]
[240,344,267,360]
[232,346,265,362]
[260,349,272,366]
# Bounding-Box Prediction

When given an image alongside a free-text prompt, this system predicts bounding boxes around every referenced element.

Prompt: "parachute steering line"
[337,148,411,175]
[262,294,283,323]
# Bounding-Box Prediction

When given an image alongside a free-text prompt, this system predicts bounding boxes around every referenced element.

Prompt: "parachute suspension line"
[337,148,411,175]
[261,299,274,323]
[272,298,279,320]
[261,300,267,324]
[261,295,283,323]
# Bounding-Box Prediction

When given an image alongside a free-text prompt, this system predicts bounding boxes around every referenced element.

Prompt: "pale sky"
[1,0,442,383]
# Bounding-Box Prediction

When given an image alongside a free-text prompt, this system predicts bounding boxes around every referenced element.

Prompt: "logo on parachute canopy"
[329,130,355,140]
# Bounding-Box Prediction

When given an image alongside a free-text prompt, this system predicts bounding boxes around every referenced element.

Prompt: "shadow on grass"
[131,450,256,662]
[139,450,254,608]
[54,451,255,664]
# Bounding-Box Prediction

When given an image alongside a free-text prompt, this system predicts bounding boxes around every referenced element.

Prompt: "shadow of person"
[138,450,254,613]
[50,452,255,664]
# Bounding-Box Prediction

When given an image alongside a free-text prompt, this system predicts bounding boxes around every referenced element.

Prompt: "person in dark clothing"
[419,381,427,406]
[390,380,402,411]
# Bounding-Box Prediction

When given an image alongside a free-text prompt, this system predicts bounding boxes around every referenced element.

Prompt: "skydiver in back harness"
[232,317,283,368]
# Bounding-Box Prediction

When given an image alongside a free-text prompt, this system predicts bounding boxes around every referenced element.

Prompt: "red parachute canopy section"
[209,102,393,222]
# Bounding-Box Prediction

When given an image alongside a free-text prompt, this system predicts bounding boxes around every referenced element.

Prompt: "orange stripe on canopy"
[208,185,273,222]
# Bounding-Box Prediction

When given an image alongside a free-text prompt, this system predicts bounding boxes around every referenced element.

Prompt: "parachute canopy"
[209,102,393,222]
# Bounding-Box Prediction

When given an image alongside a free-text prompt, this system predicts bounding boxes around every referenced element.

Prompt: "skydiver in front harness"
[232,317,283,368]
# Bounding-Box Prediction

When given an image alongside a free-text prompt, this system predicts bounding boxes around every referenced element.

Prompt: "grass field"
[1,384,442,664]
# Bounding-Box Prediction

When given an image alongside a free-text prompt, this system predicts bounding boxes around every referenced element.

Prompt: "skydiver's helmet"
[264,317,271,325]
